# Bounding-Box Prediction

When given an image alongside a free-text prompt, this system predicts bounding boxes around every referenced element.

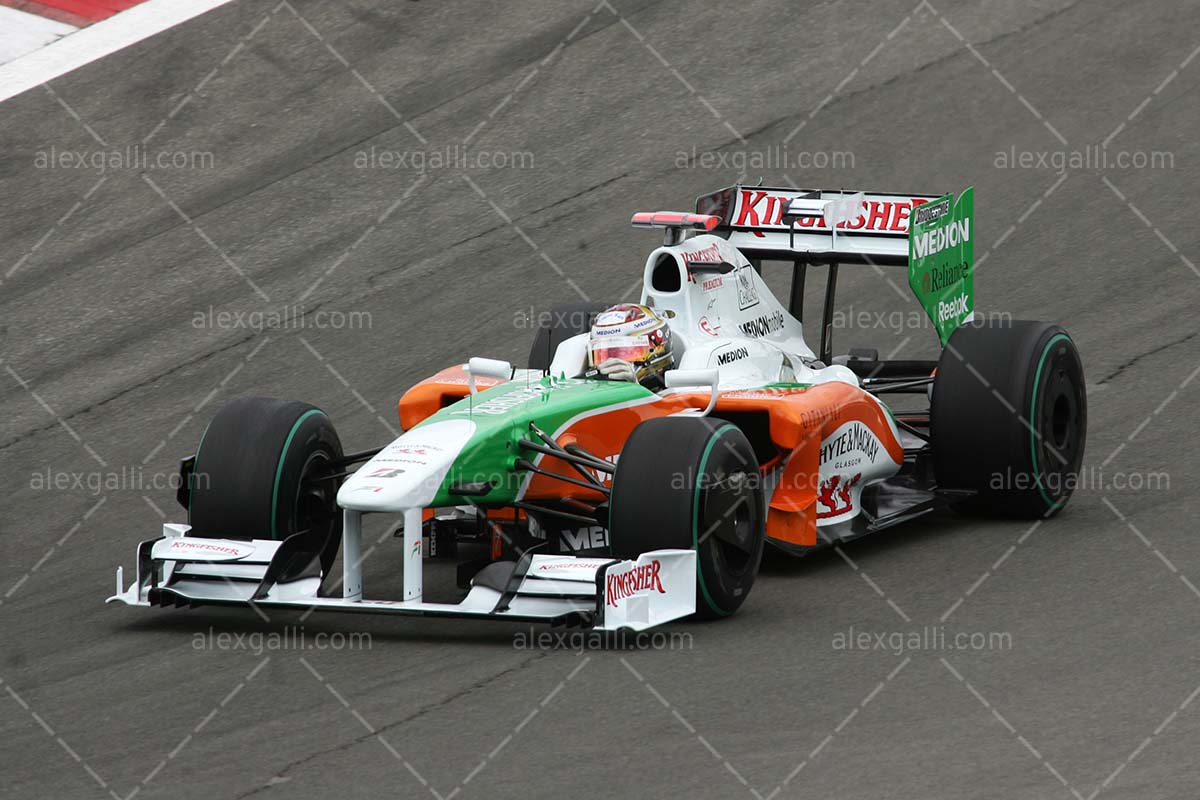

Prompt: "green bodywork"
[909,186,975,345]
[414,375,652,506]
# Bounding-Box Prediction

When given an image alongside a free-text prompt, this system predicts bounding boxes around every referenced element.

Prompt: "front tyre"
[608,417,764,619]
[188,397,343,549]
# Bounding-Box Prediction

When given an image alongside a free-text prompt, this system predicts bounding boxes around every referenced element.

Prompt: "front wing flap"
[108,526,695,632]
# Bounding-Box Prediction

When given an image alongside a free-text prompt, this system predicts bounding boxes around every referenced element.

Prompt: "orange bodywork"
[397,365,502,431]
[398,371,903,549]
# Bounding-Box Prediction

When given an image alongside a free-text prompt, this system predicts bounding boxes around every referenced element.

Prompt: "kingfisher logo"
[683,243,723,263]
[937,293,969,322]
[606,560,665,607]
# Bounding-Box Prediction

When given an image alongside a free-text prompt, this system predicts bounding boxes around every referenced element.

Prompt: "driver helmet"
[587,304,673,383]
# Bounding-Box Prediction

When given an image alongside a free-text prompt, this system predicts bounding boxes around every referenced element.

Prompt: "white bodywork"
[107,217,906,630]
[108,522,696,631]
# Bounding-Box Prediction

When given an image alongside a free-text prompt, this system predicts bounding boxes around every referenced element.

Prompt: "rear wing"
[695,185,942,266]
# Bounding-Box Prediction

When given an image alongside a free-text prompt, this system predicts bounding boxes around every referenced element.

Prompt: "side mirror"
[467,357,513,394]
[665,368,719,417]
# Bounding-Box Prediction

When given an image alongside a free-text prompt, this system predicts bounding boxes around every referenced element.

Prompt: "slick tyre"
[188,397,343,548]
[609,417,764,619]
[931,320,1086,517]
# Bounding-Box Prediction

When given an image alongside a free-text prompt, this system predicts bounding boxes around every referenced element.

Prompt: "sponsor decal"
[716,346,749,366]
[367,468,404,478]
[911,217,970,259]
[739,310,785,338]
[736,268,759,310]
[167,540,254,558]
[536,559,613,572]
[606,560,665,607]
[352,485,384,493]
[392,445,438,454]
[920,262,969,294]
[682,242,723,263]
[909,187,974,344]
[577,452,619,487]
[698,316,721,337]
[702,276,724,291]
[937,293,969,323]
[732,189,930,237]
[912,197,950,226]
[381,443,441,465]
[820,421,880,469]
[559,526,608,552]
[817,473,862,519]
[722,387,810,399]
[822,192,866,228]
[451,384,547,416]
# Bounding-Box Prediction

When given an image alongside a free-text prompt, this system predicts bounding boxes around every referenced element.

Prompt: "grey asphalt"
[1,0,1198,798]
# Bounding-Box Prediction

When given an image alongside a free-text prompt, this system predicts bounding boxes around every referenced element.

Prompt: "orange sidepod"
[708,383,904,547]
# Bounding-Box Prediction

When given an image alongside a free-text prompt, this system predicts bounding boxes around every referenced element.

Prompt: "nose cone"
[337,419,477,512]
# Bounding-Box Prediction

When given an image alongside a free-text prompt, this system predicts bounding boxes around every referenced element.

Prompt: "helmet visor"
[589,335,653,366]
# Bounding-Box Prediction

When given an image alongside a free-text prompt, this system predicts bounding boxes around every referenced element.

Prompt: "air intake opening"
[650,254,683,293]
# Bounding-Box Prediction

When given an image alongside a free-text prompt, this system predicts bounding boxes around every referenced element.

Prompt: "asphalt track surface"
[2,1,1199,798]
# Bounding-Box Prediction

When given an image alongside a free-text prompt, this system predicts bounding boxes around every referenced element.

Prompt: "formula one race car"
[109,184,1086,630]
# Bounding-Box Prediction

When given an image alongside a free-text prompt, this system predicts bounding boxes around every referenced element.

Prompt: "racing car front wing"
[107,510,696,631]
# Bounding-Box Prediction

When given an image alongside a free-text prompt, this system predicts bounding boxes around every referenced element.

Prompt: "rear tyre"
[527,302,611,370]
[608,417,764,619]
[188,397,343,551]
[931,320,1086,517]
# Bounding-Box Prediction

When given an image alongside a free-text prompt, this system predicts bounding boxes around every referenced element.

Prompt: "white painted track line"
[0,6,77,66]
[0,0,237,104]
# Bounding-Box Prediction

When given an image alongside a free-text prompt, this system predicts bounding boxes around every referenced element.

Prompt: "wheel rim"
[290,450,339,540]
[1035,344,1084,504]
[699,468,759,578]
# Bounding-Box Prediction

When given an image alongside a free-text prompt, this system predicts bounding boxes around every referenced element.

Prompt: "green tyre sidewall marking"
[271,409,326,538]
[1029,333,1072,512]
[691,423,738,617]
